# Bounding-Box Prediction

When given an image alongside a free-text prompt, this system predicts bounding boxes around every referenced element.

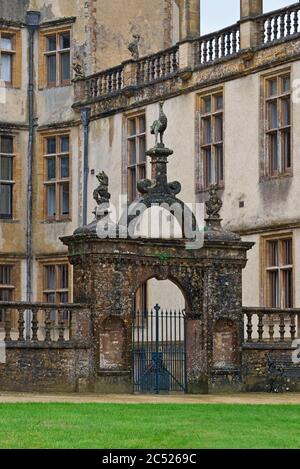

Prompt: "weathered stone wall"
[242,346,300,392]
[0,0,29,22]
[0,346,93,392]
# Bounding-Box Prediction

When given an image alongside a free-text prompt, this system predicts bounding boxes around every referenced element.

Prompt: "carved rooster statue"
[150,101,168,145]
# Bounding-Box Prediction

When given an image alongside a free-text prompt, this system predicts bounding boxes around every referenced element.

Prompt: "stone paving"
[0,393,300,404]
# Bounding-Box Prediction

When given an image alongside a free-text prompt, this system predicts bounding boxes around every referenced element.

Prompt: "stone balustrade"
[0,302,91,344]
[84,64,123,100]
[136,46,179,85]
[243,307,300,343]
[258,2,300,45]
[193,23,240,67]
[74,3,300,104]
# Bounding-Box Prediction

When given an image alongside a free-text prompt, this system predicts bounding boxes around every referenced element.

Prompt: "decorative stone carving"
[150,101,168,145]
[128,34,140,60]
[72,52,85,80]
[93,171,111,208]
[127,102,198,237]
[205,184,223,221]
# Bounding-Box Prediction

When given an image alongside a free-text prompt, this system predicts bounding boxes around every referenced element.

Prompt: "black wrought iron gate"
[132,304,186,394]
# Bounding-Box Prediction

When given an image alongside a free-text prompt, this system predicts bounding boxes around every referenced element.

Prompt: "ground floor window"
[262,234,293,308]
[42,262,70,321]
[0,264,14,323]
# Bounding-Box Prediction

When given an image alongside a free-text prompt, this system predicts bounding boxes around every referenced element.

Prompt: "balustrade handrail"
[0,301,89,309]
[243,307,300,314]
[136,44,179,64]
[192,22,240,44]
[255,2,299,22]
[80,64,124,81]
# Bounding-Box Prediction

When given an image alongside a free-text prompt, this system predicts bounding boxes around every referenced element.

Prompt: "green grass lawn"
[0,403,299,449]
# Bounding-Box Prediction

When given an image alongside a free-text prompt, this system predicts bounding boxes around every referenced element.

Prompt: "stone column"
[240,0,263,49]
[177,0,200,41]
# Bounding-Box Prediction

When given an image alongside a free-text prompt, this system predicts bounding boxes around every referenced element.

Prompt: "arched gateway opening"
[133,278,187,393]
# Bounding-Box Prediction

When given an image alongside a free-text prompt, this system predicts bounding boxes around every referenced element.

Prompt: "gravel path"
[0,392,300,404]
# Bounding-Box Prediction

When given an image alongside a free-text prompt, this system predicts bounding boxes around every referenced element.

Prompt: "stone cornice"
[40,16,77,30]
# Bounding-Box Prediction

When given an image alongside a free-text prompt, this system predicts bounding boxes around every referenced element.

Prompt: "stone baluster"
[268,320,274,341]
[266,18,272,43]
[279,13,285,38]
[286,11,292,36]
[290,314,296,341]
[98,75,103,96]
[44,309,52,342]
[215,36,220,60]
[226,32,231,55]
[232,29,238,53]
[172,50,178,70]
[293,9,299,34]
[161,54,166,77]
[279,315,286,342]
[151,58,156,81]
[145,59,150,83]
[136,62,141,84]
[18,309,25,341]
[31,308,39,341]
[103,75,107,95]
[220,34,225,58]
[112,71,117,91]
[246,313,253,342]
[258,313,264,341]
[156,56,161,79]
[118,70,123,89]
[165,52,171,75]
[208,38,214,62]
[203,40,208,63]
[58,309,65,342]
[92,78,97,98]
[4,309,11,342]
[108,73,113,93]
[273,16,279,40]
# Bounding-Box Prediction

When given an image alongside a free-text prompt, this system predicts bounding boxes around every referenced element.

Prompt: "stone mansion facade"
[0,0,300,317]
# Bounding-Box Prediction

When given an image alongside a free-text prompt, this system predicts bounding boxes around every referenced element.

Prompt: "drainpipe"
[26,11,40,338]
[81,108,91,226]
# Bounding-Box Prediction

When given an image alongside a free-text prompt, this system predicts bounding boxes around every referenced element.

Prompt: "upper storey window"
[198,89,224,191]
[42,29,71,88]
[265,71,291,178]
[0,135,14,219]
[127,114,147,203]
[0,35,14,83]
[0,29,21,87]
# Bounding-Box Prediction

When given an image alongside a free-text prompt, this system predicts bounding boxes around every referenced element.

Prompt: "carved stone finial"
[150,101,168,146]
[93,171,111,212]
[128,34,140,60]
[205,184,223,228]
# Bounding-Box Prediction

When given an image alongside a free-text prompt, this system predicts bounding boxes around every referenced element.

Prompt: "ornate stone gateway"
[132,305,186,394]
[61,104,254,394]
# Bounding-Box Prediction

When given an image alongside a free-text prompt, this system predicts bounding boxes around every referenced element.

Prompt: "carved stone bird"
[128,34,140,60]
[150,101,168,145]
